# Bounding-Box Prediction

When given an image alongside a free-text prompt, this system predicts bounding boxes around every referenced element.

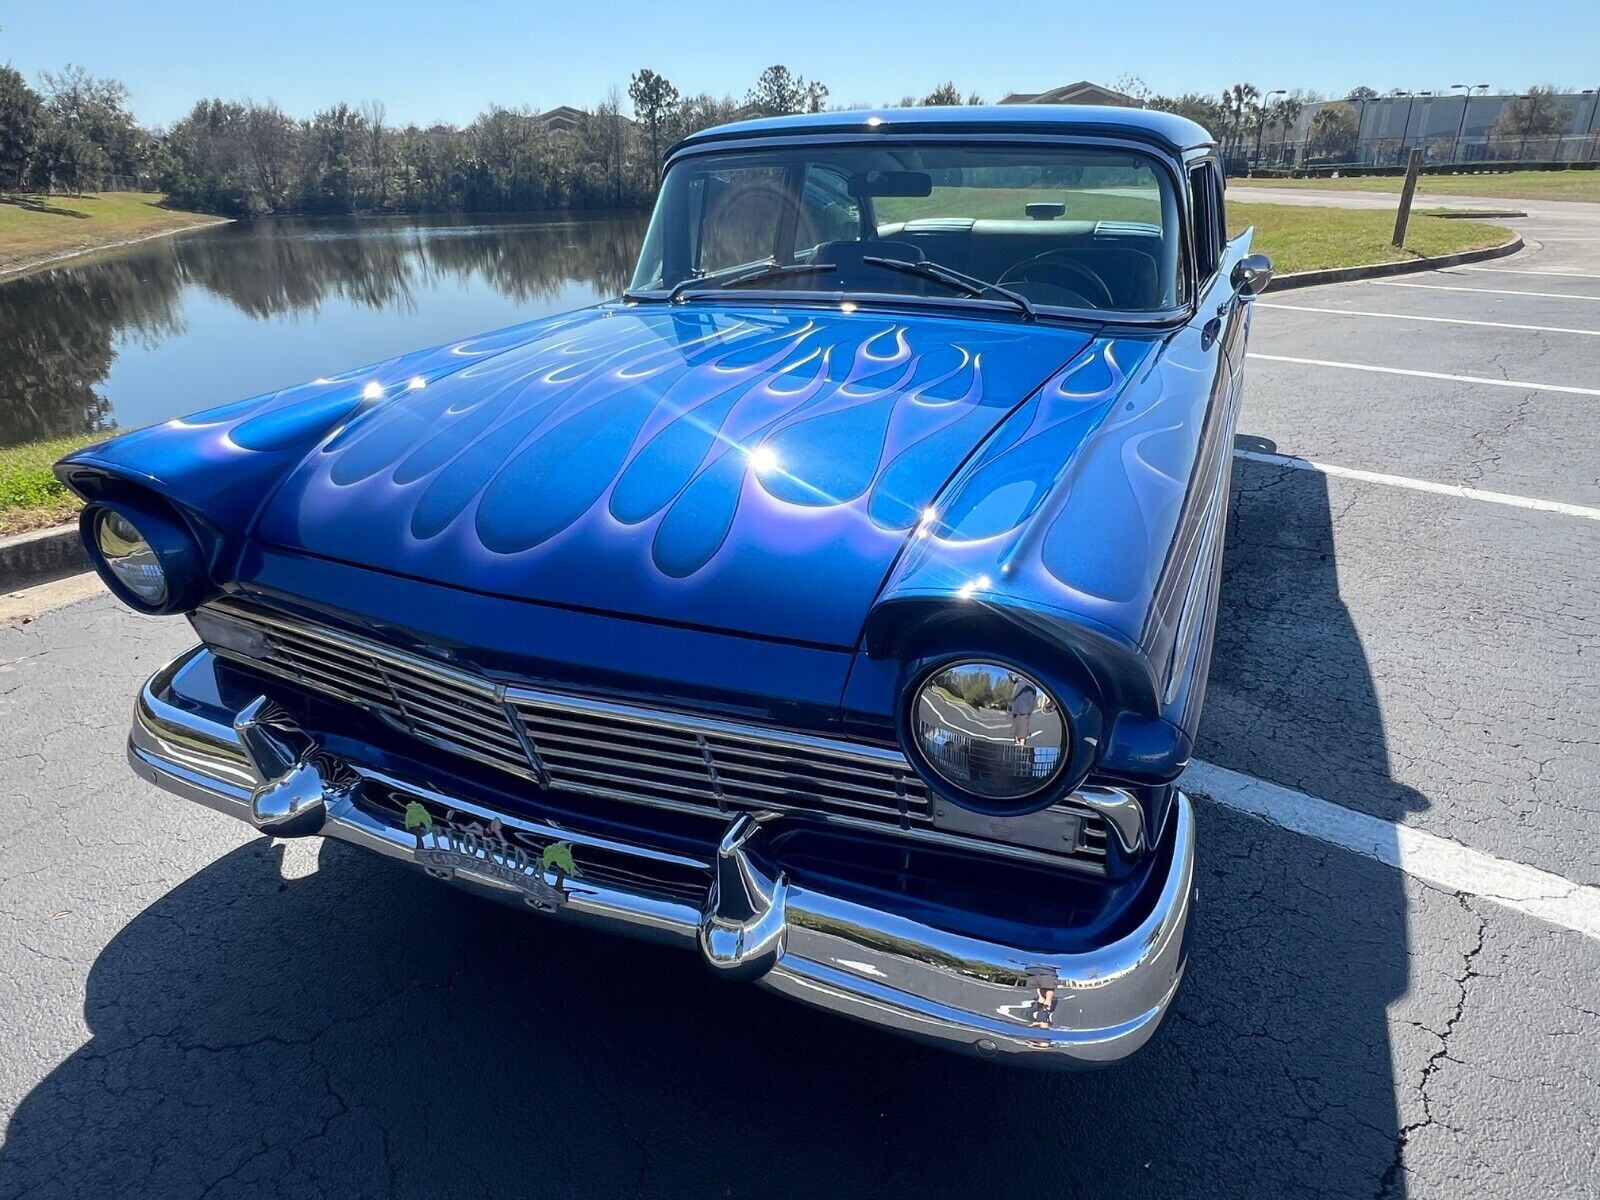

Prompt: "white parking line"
[1233,449,1600,521]
[1372,280,1600,302]
[1455,265,1600,280]
[1185,761,1600,941]
[1256,301,1600,337]
[1246,353,1600,397]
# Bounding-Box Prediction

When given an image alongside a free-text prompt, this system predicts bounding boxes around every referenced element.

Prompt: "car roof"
[671,105,1216,157]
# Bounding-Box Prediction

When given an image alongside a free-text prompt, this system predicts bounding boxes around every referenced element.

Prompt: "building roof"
[671,105,1214,157]
[536,105,635,133]
[1000,81,1141,107]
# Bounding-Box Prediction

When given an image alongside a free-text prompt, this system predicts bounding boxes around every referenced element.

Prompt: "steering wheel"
[999,252,1116,309]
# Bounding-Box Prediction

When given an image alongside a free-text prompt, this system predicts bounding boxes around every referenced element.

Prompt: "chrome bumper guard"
[131,647,1195,1068]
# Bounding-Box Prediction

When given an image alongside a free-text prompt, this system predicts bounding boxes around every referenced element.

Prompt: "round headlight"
[912,661,1067,802]
[95,510,168,606]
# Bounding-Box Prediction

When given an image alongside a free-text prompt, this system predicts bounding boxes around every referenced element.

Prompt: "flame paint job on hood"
[55,311,593,537]
[251,305,1096,648]
[869,321,1228,684]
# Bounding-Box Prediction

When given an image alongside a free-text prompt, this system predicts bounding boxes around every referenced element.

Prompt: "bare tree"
[243,101,298,211]
[361,99,389,209]
[592,87,628,208]
[1490,86,1571,144]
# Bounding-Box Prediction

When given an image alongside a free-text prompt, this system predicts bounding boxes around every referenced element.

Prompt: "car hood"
[256,304,1096,647]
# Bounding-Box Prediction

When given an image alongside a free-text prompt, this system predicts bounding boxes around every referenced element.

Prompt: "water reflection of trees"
[0,256,186,445]
[0,214,646,446]
[175,214,645,318]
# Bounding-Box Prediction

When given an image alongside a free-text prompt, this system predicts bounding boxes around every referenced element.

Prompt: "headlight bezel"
[80,499,207,615]
[900,653,1100,816]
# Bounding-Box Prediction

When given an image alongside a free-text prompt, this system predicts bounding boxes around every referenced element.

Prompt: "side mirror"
[1232,253,1273,297]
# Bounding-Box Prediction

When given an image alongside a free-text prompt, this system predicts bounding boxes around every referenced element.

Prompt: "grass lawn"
[876,187,1510,273]
[0,433,105,537]
[0,191,225,277]
[1228,202,1511,274]
[877,186,1163,225]
[1233,170,1600,204]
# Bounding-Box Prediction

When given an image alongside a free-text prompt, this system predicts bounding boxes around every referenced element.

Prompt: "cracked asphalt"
[3,203,1599,1198]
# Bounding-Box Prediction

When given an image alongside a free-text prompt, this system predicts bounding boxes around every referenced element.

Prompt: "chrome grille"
[203,599,536,781]
[196,598,1107,870]
[509,690,932,827]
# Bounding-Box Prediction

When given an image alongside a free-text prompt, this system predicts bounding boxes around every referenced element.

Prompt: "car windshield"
[629,141,1185,316]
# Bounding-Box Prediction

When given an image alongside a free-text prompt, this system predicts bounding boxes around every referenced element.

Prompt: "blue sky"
[4,0,1597,127]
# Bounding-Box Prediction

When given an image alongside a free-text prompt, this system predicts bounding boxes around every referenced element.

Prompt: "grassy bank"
[0,192,227,278]
[1228,202,1511,274]
[0,433,103,537]
[1233,169,1600,204]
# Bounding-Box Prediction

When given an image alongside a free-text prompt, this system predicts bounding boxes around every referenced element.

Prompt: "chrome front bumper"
[130,647,1195,1068]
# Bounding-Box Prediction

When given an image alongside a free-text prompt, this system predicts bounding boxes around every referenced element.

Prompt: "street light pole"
[1400,91,1433,161]
[1449,84,1470,165]
[1391,90,1413,165]
[1254,89,1287,169]
[1584,88,1600,163]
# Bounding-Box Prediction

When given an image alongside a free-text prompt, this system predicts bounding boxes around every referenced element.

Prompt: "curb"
[1267,235,1525,292]
[0,523,87,592]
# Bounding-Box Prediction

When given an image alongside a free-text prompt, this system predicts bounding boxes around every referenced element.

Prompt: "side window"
[1189,162,1225,280]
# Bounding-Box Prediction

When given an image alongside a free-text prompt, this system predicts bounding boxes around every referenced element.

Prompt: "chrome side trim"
[128,647,1196,1068]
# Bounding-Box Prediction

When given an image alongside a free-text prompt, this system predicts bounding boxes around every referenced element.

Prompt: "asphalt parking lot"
[3,201,1599,1199]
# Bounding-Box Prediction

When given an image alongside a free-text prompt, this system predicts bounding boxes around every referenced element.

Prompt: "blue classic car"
[59,106,1269,1067]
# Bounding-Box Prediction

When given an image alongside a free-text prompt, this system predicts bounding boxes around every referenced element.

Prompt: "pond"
[0,212,649,446]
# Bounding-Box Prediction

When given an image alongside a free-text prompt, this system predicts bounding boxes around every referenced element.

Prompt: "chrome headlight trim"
[94,509,168,606]
[910,660,1069,805]
[80,500,206,615]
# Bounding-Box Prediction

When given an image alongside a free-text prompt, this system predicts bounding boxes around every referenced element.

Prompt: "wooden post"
[1392,148,1425,247]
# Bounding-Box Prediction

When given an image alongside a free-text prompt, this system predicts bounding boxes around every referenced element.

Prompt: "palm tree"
[1271,96,1303,165]
[1220,83,1260,163]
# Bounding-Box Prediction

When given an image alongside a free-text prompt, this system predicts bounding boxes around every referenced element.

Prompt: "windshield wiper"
[860,256,1038,321]
[665,261,838,303]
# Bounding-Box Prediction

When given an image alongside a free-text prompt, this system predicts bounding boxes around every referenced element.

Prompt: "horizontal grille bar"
[197,598,1108,871]
[510,692,927,828]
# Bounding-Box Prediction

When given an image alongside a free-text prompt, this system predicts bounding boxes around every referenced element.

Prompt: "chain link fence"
[1232,134,1600,176]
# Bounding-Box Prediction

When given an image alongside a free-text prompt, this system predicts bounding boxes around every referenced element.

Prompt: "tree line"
[1,62,958,217]
[5,59,1583,215]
